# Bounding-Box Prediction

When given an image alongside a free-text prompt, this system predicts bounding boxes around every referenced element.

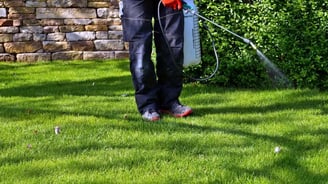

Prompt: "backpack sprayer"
[181,0,219,81]
[181,0,201,67]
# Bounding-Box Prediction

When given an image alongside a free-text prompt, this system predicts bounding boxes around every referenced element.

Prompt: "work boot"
[161,102,193,117]
[142,109,160,121]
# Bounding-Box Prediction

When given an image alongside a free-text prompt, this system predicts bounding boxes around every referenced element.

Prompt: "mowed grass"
[0,60,327,184]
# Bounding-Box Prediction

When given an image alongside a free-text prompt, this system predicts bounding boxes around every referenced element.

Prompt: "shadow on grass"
[184,85,328,116]
[103,119,328,183]
[0,75,133,97]
[23,118,326,183]
[0,64,134,120]
[0,60,133,97]
[1,61,327,183]
[193,97,327,116]
[2,119,327,183]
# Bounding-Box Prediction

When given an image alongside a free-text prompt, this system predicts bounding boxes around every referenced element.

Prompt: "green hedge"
[184,0,328,89]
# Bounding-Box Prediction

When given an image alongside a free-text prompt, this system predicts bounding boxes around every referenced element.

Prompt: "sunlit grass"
[0,60,327,184]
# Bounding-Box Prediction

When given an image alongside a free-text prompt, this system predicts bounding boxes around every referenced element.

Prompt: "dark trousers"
[122,0,184,114]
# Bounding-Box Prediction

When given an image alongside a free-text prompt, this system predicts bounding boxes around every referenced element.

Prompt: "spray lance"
[160,0,290,85]
[183,0,263,61]
[186,4,290,85]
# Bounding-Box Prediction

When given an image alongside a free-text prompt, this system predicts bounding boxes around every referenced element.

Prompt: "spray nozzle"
[249,41,257,50]
[243,38,257,50]
[242,38,250,44]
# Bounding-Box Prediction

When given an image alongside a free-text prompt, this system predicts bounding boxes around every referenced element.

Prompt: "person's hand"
[161,0,183,10]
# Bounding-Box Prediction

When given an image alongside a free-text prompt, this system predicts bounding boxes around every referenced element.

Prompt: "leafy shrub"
[184,0,328,89]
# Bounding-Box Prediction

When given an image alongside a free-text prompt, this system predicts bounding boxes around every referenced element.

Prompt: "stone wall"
[0,0,128,62]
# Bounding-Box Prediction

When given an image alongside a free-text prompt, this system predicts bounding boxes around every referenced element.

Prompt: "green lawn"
[0,60,327,184]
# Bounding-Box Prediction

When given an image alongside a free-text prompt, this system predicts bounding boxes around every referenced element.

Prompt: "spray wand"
[160,0,291,86]
[184,6,291,87]
[184,8,257,50]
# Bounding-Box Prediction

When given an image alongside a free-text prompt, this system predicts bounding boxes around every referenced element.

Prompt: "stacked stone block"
[0,0,128,62]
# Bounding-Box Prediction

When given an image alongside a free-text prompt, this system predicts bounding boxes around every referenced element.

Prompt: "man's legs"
[154,6,184,109]
[154,5,192,117]
[122,0,192,119]
[122,0,159,114]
